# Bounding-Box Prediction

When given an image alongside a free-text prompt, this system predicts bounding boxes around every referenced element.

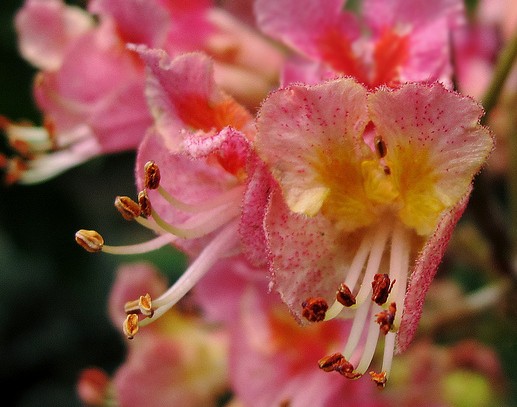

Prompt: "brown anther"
[123,314,139,339]
[371,273,395,305]
[375,136,387,158]
[139,293,153,317]
[302,297,328,322]
[369,371,387,389]
[114,196,141,220]
[318,352,345,372]
[75,229,104,253]
[138,190,152,217]
[383,165,391,175]
[375,302,397,335]
[124,293,154,317]
[144,160,160,190]
[336,283,356,307]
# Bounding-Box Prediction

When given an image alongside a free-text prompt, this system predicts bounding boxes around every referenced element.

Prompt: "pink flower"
[75,50,272,337]
[5,0,283,184]
[255,0,464,88]
[254,78,493,385]
[78,262,230,407]
[194,257,389,407]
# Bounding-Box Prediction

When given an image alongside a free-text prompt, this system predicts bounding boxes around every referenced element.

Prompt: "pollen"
[371,273,395,305]
[375,302,396,335]
[369,371,387,389]
[302,297,328,322]
[336,283,356,307]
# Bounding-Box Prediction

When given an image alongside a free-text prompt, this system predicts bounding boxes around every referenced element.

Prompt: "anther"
[138,190,152,217]
[75,229,104,253]
[375,302,396,335]
[369,371,387,389]
[318,353,361,379]
[371,274,395,305]
[336,283,356,307]
[124,293,154,317]
[375,136,387,158]
[123,314,139,339]
[115,196,141,220]
[318,352,345,372]
[302,297,328,322]
[144,161,160,190]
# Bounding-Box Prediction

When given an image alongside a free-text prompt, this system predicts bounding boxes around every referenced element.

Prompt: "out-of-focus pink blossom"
[255,0,464,88]
[4,0,284,184]
[78,262,230,407]
[75,50,273,338]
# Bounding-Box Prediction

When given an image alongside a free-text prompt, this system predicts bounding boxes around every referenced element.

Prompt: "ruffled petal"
[368,83,493,235]
[256,78,370,223]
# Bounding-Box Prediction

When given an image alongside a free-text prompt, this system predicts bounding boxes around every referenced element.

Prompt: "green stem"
[469,32,517,279]
[481,33,517,123]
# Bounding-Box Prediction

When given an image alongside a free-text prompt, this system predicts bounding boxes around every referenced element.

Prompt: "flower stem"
[481,33,517,122]
[470,32,517,280]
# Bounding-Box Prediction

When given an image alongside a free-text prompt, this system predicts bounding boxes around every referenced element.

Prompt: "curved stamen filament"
[354,222,391,304]
[355,313,382,375]
[343,299,372,359]
[101,233,178,255]
[157,184,245,214]
[140,220,240,325]
[150,198,241,239]
[326,233,373,320]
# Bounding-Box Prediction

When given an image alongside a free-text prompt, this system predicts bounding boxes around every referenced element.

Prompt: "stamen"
[354,222,391,304]
[114,196,141,220]
[318,352,346,372]
[124,293,154,317]
[371,273,395,305]
[325,233,373,320]
[123,314,139,339]
[343,299,372,359]
[374,136,387,158]
[375,302,396,335]
[355,311,382,375]
[380,331,396,381]
[302,297,328,322]
[317,353,361,379]
[140,220,240,325]
[144,161,160,190]
[75,230,104,253]
[336,283,356,307]
[150,199,240,240]
[138,190,152,218]
[369,371,387,389]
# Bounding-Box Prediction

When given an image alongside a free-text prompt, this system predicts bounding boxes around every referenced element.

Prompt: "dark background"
[0,1,185,405]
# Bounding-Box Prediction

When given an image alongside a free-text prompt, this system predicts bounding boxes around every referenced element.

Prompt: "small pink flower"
[75,50,272,337]
[82,262,230,407]
[255,0,464,88]
[254,78,493,385]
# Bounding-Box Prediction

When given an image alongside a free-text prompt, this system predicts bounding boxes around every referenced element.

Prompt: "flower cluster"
[6,0,513,406]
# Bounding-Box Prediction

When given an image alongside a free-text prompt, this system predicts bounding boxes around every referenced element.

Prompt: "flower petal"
[256,78,370,223]
[368,83,493,235]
